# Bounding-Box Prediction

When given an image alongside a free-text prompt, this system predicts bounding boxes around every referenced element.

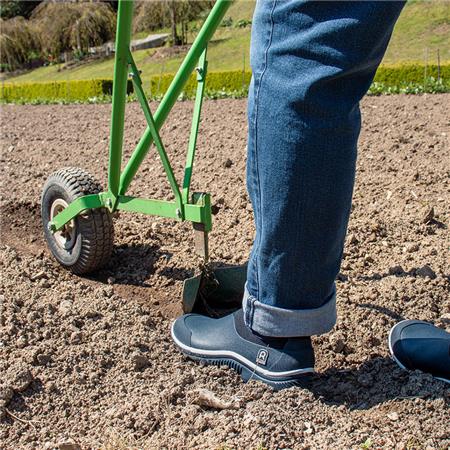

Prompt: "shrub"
[0,79,133,103]
[133,1,213,42]
[1,64,449,104]
[0,17,42,71]
[31,2,116,58]
[150,70,252,96]
[0,1,41,20]
[374,64,450,85]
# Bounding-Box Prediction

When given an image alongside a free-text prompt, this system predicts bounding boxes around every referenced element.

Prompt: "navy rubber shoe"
[388,319,450,384]
[171,309,315,389]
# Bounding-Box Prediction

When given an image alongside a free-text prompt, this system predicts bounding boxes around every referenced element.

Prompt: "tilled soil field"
[1,95,449,449]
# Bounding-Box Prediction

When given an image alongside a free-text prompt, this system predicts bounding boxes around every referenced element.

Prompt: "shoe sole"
[171,323,314,390]
[388,320,449,385]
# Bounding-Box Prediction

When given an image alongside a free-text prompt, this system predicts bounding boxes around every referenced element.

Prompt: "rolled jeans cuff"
[242,285,337,337]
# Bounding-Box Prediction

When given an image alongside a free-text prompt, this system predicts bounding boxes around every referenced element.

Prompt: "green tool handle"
[118,0,233,196]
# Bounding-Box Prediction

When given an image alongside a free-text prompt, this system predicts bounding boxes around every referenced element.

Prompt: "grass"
[3,0,449,85]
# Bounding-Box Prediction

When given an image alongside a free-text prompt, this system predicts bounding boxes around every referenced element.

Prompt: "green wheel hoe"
[41,0,246,315]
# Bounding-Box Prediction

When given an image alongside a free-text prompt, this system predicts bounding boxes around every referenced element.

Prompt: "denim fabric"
[245,0,405,337]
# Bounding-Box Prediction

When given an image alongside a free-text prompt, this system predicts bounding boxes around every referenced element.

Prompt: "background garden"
[1,0,449,103]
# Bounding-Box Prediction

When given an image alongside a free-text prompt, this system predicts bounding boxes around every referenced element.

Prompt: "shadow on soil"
[309,356,448,410]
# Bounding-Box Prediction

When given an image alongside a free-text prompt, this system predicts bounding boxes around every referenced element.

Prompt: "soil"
[1,95,449,449]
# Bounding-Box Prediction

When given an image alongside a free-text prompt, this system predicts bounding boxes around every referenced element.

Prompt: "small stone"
[387,411,399,421]
[421,206,434,224]
[59,300,72,314]
[224,158,233,168]
[40,279,51,289]
[329,336,345,353]
[17,336,28,348]
[107,276,115,284]
[405,243,419,253]
[46,381,58,393]
[151,221,162,233]
[388,265,404,276]
[58,442,82,450]
[36,353,51,366]
[416,265,436,279]
[70,332,82,344]
[131,353,150,371]
[347,234,358,245]
[102,286,114,298]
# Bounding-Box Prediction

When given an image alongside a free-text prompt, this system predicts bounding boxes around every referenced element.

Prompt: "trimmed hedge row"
[373,63,449,85]
[150,70,252,96]
[151,64,450,96]
[1,64,449,103]
[0,78,133,103]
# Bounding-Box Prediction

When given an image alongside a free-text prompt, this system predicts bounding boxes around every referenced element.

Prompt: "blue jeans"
[244,0,405,337]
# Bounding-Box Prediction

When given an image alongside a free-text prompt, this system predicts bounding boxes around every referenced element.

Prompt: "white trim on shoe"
[171,322,314,379]
[388,320,450,385]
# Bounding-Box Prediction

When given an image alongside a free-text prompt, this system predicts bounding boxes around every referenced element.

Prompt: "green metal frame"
[49,0,233,251]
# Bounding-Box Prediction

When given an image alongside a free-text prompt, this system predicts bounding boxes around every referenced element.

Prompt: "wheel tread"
[42,167,114,275]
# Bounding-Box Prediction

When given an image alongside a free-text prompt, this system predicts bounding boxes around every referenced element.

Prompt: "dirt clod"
[0,386,14,405]
[131,353,151,371]
[416,265,437,279]
[8,366,33,392]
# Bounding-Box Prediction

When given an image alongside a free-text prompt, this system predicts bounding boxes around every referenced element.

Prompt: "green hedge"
[149,70,252,96]
[374,63,449,85]
[0,78,133,103]
[1,64,449,103]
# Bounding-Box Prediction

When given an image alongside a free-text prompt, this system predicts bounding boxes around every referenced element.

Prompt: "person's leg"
[244,0,405,337]
[172,0,405,387]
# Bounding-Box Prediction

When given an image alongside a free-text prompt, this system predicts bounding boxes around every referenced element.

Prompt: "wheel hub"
[50,199,76,250]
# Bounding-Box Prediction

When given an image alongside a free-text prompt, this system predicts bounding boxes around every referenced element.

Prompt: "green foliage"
[31,2,116,57]
[1,64,449,104]
[0,1,41,19]
[374,63,450,85]
[0,79,133,103]
[150,69,252,96]
[360,438,373,449]
[133,0,213,41]
[0,17,42,71]
[220,16,234,28]
[234,19,252,28]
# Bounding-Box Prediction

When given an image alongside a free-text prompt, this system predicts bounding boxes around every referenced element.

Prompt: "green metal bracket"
[49,193,106,232]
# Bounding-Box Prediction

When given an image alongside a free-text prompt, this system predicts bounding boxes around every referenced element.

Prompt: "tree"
[0,1,42,19]
[133,0,213,47]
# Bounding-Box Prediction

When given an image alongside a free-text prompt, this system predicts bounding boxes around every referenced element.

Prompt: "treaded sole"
[171,325,313,390]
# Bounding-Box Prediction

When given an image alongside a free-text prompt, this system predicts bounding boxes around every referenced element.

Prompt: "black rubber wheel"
[41,167,114,275]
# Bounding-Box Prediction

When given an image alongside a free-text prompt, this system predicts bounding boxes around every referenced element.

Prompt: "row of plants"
[1,64,448,104]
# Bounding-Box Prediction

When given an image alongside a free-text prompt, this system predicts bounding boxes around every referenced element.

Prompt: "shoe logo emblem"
[256,349,268,366]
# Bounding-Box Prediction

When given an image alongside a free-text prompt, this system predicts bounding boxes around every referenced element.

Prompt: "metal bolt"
[47,223,53,231]
[106,198,112,209]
